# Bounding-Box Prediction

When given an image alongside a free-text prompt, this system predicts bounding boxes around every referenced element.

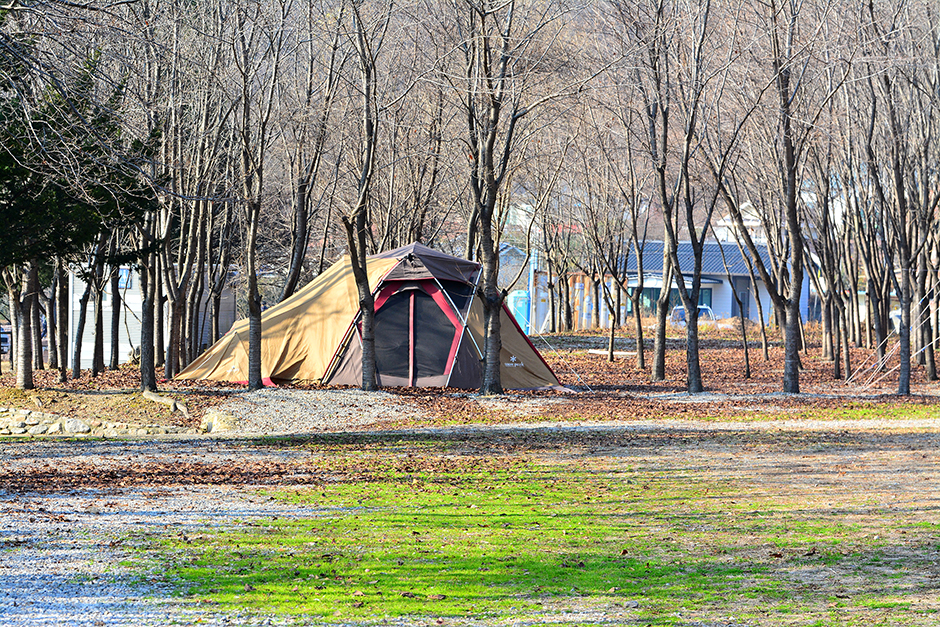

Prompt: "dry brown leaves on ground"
[1,329,939,428]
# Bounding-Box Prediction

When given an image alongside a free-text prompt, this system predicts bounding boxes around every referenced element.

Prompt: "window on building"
[625,286,712,315]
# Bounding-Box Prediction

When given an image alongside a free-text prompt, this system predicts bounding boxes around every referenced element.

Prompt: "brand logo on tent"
[505,355,524,368]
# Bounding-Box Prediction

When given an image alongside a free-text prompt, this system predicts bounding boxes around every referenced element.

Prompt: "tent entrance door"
[373,282,463,387]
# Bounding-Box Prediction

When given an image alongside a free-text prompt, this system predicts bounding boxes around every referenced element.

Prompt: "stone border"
[0,406,199,437]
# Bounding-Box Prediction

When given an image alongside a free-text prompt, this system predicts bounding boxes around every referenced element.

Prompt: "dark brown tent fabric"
[372,242,480,284]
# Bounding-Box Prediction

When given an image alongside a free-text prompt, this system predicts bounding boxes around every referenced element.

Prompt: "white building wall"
[68,268,236,369]
[707,276,774,324]
[68,269,142,369]
[709,280,735,320]
[756,279,773,324]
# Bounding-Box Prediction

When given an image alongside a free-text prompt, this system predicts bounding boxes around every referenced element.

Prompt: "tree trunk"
[185,210,208,365]
[478,225,503,395]
[155,256,165,368]
[730,283,750,379]
[31,289,43,371]
[918,252,936,380]
[783,298,802,393]
[898,267,912,395]
[342,196,378,391]
[673,269,704,393]
[92,284,105,377]
[360,289,377,389]
[247,282,263,389]
[685,313,703,393]
[607,283,621,362]
[592,276,600,329]
[71,281,92,380]
[193,275,209,360]
[549,283,557,333]
[211,293,222,344]
[651,294,669,382]
[13,263,39,390]
[562,276,574,331]
[740,309,751,379]
[914,259,926,366]
[851,275,862,348]
[44,275,58,371]
[839,300,851,380]
[246,202,264,391]
[821,296,833,362]
[281,174,312,302]
[868,279,886,364]
[631,292,645,370]
[184,268,204,365]
[833,306,842,380]
[56,258,68,383]
[164,293,184,379]
[139,259,158,393]
[651,261,673,382]
[15,269,35,390]
[924,305,936,382]
[7,289,16,374]
[110,268,121,370]
[465,209,478,263]
[546,261,556,333]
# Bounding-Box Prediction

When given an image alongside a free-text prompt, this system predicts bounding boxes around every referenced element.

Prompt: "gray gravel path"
[0,384,426,627]
[216,388,414,434]
[0,437,326,626]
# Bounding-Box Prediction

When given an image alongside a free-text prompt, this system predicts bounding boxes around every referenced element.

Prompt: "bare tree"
[445,0,582,394]
[716,0,851,393]
[1,263,38,389]
[572,111,635,361]
[855,0,940,394]
[277,0,349,302]
[625,0,734,392]
[231,0,290,390]
[372,84,452,250]
[337,0,395,391]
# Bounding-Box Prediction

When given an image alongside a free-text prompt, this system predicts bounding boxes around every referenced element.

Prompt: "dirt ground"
[1,329,939,431]
[1,419,938,625]
[2,329,939,624]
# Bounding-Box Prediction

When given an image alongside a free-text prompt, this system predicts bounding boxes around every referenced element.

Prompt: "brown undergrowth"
[0,327,938,429]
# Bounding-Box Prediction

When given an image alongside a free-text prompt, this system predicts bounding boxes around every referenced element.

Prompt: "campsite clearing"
[1,419,938,626]
[1,330,939,624]
[2,330,939,432]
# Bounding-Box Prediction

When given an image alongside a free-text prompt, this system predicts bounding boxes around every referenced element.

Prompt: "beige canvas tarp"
[177,256,399,383]
[466,299,560,390]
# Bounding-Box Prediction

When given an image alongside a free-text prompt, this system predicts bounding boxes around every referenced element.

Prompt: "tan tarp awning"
[177,256,398,382]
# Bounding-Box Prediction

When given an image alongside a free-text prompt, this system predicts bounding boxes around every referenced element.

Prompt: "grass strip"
[129,449,940,625]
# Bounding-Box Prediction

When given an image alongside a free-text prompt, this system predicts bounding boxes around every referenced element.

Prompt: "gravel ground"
[0,438,328,626]
[0,486,300,626]
[0,387,420,627]
[2,388,939,626]
[216,388,415,434]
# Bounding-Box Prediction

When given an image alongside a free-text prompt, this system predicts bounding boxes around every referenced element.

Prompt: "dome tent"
[176,243,561,389]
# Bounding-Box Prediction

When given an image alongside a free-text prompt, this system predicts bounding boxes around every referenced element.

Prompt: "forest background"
[1,0,939,399]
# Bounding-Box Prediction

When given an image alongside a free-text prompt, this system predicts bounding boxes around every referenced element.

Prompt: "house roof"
[624,240,772,277]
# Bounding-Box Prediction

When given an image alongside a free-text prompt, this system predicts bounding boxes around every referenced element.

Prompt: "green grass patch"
[791,402,940,422]
[128,446,940,624]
